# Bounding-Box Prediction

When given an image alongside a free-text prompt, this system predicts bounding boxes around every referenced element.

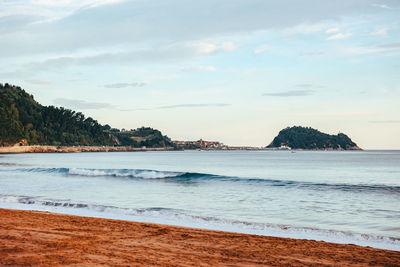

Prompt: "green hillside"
[267,126,361,150]
[0,83,173,147]
[106,126,174,148]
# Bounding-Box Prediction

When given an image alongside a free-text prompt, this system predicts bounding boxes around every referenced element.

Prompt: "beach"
[0,208,399,266]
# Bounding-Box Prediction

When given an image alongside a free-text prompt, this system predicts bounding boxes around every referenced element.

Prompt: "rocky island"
[267,126,361,150]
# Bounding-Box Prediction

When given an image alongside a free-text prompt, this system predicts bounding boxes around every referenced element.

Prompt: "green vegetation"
[106,127,174,148]
[267,126,360,150]
[0,83,173,148]
[0,83,113,146]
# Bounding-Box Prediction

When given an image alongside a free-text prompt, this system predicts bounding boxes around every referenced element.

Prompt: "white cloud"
[326,32,352,40]
[103,82,147,88]
[254,44,273,55]
[343,42,400,55]
[0,0,128,24]
[263,90,315,97]
[190,42,237,54]
[181,66,216,72]
[372,3,389,8]
[31,0,85,7]
[87,0,128,9]
[325,27,340,34]
[30,0,127,8]
[371,27,389,37]
[282,23,327,35]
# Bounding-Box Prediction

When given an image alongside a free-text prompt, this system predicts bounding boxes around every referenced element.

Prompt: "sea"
[0,150,399,251]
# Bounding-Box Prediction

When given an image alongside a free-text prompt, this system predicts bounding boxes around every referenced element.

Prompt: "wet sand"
[0,209,399,266]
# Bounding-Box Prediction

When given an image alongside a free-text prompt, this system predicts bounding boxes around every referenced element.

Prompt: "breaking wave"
[4,167,400,195]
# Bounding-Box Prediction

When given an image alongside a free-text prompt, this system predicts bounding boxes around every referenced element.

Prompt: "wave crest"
[67,168,184,179]
[2,167,400,194]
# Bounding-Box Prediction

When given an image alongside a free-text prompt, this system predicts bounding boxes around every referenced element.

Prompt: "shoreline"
[0,145,175,154]
[0,145,365,154]
[1,208,399,266]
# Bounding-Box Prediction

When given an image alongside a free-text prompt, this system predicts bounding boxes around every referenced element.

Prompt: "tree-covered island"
[267,126,361,150]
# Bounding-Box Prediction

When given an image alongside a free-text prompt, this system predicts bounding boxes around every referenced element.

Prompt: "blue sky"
[1,0,399,148]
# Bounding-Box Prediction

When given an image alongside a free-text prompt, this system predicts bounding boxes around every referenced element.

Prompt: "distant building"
[172,139,227,150]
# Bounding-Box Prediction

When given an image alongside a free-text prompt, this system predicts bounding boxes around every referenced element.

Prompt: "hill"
[105,126,174,148]
[267,126,361,150]
[0,83,173,148]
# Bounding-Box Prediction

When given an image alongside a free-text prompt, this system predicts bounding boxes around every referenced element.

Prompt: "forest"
[267,126,360,150]
[0,83,173,148]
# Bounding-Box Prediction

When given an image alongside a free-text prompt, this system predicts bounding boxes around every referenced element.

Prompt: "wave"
[5,167,201,179]
[0,194,399,251]
[2,167,400,194]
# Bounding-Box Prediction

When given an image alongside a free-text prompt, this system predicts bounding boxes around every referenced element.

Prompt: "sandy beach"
[0,209,399,266]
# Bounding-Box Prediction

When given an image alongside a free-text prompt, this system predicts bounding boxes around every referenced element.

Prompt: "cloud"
[281,23,327,35]
[10,42,234,73]
[25,78,52,85]
[158,103,231,109]
[103,82,146,88]
[263,90,315,97]
[0,0,129,27]
[369,120,400,123]
[190,42,237,54]
[54,98,113,109]
[371,3,389,8]
[181,66,216,72]
[2,0,399,58]
[326,32,352,40]
[254,44,273,55]
[325,27,340,34]
[371,27,389,37]
[343,42,400,55]
[377,42,400,49]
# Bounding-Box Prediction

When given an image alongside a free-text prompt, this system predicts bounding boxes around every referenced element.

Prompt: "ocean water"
[0,150,399,251]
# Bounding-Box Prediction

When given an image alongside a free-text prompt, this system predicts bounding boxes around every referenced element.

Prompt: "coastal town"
[172,139,264,150]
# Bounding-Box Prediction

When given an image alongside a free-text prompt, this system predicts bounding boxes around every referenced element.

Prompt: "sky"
[0,0,399,149]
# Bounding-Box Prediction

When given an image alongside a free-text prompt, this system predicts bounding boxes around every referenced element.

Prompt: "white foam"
[67,168,181,179]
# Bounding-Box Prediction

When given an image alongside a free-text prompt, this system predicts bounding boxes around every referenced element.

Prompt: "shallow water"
[0,150,399,250]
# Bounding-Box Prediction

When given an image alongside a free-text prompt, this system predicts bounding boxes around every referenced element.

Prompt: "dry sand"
[0,208,399,266]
